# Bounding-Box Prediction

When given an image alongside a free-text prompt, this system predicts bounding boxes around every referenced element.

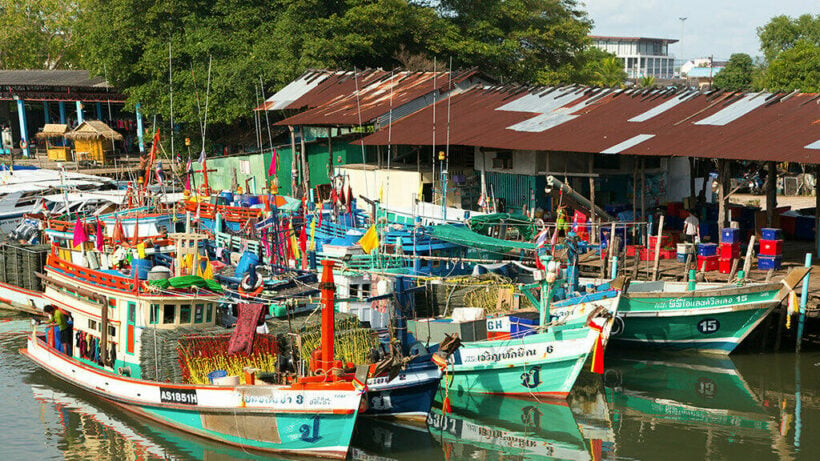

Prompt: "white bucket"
[213,375,240,386]
[676,243,695,254]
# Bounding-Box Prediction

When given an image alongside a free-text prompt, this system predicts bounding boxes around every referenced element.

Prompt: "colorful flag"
[358,225,379,254]
[185,157,192,191]
[347,184,353,213]
[95,220,104,252]
[112,218,124,243]
[72,216,88,248]
[268,148,278,176]
[198,148,206,165]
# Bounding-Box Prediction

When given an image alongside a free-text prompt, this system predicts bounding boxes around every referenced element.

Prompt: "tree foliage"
[757,14,820,63]
[0,0,83,69]
[74,0,598,133]
[592,56,626,88]
[761,40,820,92]
[713,53,754,91]
[756,14,820,92]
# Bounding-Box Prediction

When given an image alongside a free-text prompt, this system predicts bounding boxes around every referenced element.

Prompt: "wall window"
[163,304,176,324]
[206,304,213,323]
[180,304,192,324]
[194,304,204,324]
[150,304,160,324]
[88,319,98,331]
[108,326,116,337]
[492,151,513,170]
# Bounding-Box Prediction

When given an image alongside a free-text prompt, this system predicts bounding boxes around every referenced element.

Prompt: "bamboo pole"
[632,157,638,242]
[766,161,776,227]
[651,215,664,281]
[717,159,727,228]
[742,235,756,276]
[300,127,309,197]
[289,126,298,197]
[640,158,646,246]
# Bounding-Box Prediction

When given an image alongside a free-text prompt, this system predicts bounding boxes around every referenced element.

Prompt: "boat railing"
[47,250,138,293]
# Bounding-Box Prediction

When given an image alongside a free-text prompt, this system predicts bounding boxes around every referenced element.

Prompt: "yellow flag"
[418,181,423,200]
[379,184,384,202]
[137,242,146,259]
[291,234,301,259]
[358,224,380,254]
[309,218,316,251]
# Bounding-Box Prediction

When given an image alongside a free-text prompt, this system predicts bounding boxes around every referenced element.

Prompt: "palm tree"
[638,75,656,88]
[595,57,627,88]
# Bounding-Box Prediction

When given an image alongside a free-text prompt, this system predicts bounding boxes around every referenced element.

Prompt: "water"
[2,310,819,460]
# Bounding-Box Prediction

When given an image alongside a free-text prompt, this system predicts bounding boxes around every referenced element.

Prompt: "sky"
[583,0,819,61]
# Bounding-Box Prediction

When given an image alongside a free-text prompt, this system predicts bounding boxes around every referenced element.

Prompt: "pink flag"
[72,216,88,247]
[185,158,192,191]
[268,148,278,176]
[95,219,104,252]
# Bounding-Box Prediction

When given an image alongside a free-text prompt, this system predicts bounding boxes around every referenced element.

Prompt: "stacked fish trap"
[0,243,50,290]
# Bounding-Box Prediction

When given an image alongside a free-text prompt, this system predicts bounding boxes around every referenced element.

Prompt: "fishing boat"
[21,238,364,459]
[607,268,810,354]
[427,393,594,460]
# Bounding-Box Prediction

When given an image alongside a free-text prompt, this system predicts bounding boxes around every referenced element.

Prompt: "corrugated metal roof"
[0,70,110,88]
[257,70,337,111]
[272,69,483,126]
[356,84,820,163]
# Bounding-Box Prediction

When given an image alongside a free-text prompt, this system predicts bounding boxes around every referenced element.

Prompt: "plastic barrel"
[132,258,153,280]
[208,370,228,384]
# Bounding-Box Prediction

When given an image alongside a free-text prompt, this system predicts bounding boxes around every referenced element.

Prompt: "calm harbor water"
[2,310,819,460]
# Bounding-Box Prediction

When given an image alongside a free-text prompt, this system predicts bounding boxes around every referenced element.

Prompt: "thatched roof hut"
[35,124,69,139]
[65,120,124,141]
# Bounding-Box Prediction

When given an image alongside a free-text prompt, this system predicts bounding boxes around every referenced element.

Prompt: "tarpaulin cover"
[148,275,223,292]
[427,225,535,253]
[228,303,265,355]
[469,213,536,240]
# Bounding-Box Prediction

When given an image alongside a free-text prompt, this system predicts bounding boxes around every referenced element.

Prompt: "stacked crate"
[718,228,741,274]
[758,228,783,270]
[0,243,50,290]
[697,243,719,271]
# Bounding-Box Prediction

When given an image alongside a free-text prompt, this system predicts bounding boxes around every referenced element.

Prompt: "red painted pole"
[319,260,335,374]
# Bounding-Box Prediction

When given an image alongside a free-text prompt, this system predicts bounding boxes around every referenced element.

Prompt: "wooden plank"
[742,235,756,276]
[651,215,664,281]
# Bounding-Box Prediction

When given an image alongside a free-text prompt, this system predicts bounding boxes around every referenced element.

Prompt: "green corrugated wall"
[192,141,370,195]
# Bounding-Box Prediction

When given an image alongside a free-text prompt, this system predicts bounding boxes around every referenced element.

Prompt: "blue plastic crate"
[676,253,688,263]
[697,243,717,256]
[721,228,740,244]
[761,228,783,241]
[510,312,540,339]
[758,255,782,271]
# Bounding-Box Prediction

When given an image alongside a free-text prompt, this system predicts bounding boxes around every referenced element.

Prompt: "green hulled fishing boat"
[607,268,809,354]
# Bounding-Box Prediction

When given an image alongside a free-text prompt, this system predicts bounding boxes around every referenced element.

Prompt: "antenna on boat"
[353,67,369,198]
[254,83,263,155]
[431,58,437,210]
[202,56,213,158]
[259,76,275,184]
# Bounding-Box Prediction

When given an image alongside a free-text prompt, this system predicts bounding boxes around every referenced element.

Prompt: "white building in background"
[590,35,678,79]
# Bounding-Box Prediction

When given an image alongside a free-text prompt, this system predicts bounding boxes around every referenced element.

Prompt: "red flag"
[299,223,308,254]
[112,218,124,243]
[95,219,104,252]
[268,148,278,176]
[330,187,338,205]
[132,215,140,245]
[346,184,353,213]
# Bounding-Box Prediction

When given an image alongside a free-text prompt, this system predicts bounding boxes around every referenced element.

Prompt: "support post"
[15,97,29,158]
[796,253,812,353]
[717,159,728,228]
[640,158,646,245]
[289,126,298,197]
[58,101,67,124]
[742,235,756,277]
[689,157,696,206]
[815,165,819,257]
[766,161,776,227]
[96,102,103,121]
[300,126,309,196]
[135,102,145,153]
[43,102,50,124]
[75,100,84,124]
[651,215,665,281]
[590,155,596,244]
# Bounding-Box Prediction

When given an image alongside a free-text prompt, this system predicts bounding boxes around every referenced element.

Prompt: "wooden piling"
[651,215,664,281]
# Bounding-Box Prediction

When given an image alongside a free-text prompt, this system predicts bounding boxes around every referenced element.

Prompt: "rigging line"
[353,67,369,197]
[253,83,263,154]
[168,41,174,159]
[190,61,204,142]
[202,56,213,154]
[444,56,453,223]
[431,58,437,208]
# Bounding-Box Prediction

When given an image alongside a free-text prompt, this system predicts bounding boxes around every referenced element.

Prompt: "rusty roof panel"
[273,69,482,126]
[358,85,820,164]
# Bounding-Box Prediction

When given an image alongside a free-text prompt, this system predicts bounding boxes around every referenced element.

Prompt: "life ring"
[238,271,263,297]
[19,139,26,149]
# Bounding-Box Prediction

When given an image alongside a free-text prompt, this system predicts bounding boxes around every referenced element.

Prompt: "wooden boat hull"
[443,323,608,398]
[611,283,784,354]
[21,334,362,459]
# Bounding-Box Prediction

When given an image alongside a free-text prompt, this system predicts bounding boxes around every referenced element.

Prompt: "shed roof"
[0,70,110,88]
[358,86,820,164]
[267,68,484,126]
[65,120,124,141]
[35,124,69,139]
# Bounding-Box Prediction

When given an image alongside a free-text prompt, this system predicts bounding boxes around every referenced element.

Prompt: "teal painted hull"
[612,284,782,354]
[444,325,602,398]
[135,405,358,456]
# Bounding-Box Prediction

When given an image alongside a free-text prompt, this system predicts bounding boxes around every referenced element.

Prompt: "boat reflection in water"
[426,390,607,461]
[351,418,438,461]
[601,352,783,459]
[29,381,289,460]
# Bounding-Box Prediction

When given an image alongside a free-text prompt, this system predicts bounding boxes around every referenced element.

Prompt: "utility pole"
[679,17,687,74]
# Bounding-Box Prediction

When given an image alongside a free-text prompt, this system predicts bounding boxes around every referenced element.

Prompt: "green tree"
[0,0,84,69]
[637,75,656,88]
[757,14,820,63]
[713,53,754,91]
[433,0,594,84]
[762,40,820,92]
